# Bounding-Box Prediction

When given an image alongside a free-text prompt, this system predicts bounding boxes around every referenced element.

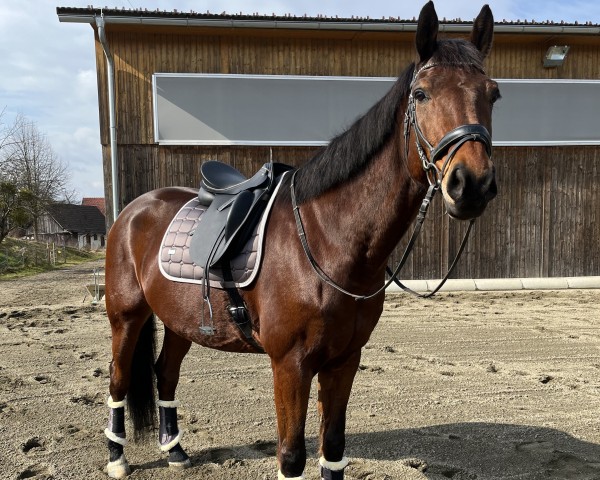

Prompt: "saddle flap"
[189,189,266,269]
[188,194,231,268]
[224,190,255,243]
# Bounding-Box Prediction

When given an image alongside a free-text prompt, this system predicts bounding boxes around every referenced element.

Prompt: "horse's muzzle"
[443,164,497,220]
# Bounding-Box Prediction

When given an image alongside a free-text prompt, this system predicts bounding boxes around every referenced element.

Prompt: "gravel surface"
[1,261,600,479]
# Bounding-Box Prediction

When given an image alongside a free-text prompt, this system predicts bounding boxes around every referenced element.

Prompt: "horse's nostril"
[446,164,497,204]
[486,176,498,201]
[446,165,468,201]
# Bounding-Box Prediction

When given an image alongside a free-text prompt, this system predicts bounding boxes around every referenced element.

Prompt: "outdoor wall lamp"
[543,45,570,67]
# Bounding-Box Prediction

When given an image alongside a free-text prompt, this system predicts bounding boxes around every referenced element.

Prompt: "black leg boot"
[157,399,191,468]
[104,396,131,478]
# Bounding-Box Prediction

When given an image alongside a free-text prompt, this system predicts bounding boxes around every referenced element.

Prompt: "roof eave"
[57,12,600,35]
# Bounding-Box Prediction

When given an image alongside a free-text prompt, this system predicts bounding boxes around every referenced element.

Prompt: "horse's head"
[406,1,499,220]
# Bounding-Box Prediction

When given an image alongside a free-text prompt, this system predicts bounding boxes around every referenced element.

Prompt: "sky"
[2,1,600,200]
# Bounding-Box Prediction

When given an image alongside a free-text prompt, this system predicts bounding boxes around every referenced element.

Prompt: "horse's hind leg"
[155,326,192,468]
[316,351,361,479]
[105,300,155,478]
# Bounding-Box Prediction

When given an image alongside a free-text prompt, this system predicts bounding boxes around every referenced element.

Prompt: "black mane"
[294,38,485,203]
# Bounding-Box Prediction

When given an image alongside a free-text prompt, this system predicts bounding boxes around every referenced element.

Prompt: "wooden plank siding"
[389,146,600,279]
[94,24,600,278]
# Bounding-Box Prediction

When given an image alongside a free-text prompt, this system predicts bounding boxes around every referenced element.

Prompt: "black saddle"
[190,160,293,270]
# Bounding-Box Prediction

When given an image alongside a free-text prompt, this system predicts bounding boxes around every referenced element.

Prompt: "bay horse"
[102,2,499,478]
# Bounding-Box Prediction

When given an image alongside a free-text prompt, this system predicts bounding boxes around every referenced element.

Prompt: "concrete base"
[85,283,106,301]
[386,276,600,294]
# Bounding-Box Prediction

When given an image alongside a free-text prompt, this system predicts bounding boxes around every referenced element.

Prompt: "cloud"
[0,0,102,199]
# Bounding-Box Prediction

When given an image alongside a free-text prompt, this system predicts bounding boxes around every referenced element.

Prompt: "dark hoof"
[168,443,191,468]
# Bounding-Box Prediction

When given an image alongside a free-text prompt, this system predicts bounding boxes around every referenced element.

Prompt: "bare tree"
[1,114,71,241]
[0,111,31,244]
[0,181,32,244]
[0,108,18,152]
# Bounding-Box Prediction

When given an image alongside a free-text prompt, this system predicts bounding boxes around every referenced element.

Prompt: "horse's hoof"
[106,454,131,478]
[167,442,191,468]
[168,458,192,469]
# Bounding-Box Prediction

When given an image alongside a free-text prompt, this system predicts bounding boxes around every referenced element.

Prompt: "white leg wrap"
[105,428,128,446]
[157,399,180,408]
[106,454,131,479]
[159,429,183,452]
[319,456,349,471]
[107,396,127,408]
[278,471,304,479]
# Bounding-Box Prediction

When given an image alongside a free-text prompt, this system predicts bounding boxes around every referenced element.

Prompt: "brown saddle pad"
[158,178,285,289]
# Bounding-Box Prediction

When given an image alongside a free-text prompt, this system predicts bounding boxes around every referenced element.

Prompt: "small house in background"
[30,203,107,250]
[81,197,106,216]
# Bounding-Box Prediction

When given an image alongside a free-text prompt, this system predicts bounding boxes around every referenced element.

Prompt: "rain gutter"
[95,13,120,222]
[58,13,600,35]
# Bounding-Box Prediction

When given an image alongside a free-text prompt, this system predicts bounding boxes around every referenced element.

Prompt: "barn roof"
[57,7,600,34]
[81,197,106,216]
[47,203,107,235]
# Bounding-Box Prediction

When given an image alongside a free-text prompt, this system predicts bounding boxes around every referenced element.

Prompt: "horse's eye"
[413,89,428,102]
[491,88,502,105]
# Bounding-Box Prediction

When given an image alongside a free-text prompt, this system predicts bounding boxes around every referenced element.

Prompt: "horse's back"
[109,187,197,241]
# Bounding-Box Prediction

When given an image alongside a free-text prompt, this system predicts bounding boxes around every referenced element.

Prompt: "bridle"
[291,61,493,300]
[404,62,492,189]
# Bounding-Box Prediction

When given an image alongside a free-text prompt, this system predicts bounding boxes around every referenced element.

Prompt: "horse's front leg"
[271,355,313,479]
[154,327,193,469]
[317,350,361,479]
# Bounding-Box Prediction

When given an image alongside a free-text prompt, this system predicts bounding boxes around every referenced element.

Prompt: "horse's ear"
[470,4,494,58]
[415,1,439,63]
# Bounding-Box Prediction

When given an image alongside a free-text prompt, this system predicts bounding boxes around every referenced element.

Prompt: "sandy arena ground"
[1,260,600,479]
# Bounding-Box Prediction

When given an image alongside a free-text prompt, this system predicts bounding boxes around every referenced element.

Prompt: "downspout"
[95,13,119,222]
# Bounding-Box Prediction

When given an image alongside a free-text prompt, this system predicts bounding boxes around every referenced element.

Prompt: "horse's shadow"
[135,422,600,478]
[343,422,600,478]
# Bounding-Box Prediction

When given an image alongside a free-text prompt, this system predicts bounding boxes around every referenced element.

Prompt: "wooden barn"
[29,203,107,250]
[57,7,600,279]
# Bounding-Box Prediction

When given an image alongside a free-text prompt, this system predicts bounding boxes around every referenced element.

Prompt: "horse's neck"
[304,140,427,280]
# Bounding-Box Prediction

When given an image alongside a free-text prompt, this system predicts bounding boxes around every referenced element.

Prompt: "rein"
[291,62,492,300]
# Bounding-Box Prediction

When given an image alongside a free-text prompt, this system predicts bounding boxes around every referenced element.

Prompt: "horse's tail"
[127,314,157,441]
